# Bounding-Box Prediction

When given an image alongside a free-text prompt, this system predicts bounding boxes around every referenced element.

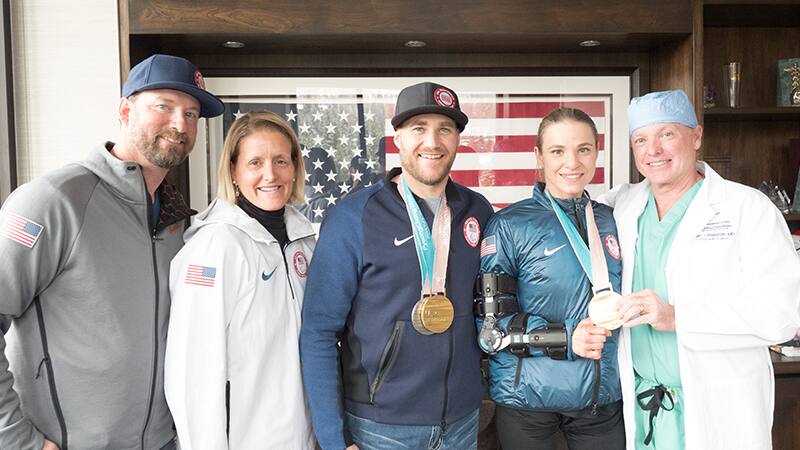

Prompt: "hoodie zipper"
[280,243,296,300]
[573,199,588,249]
[440,328,454,430]
[140,190,160,450]
[574,200,601,414]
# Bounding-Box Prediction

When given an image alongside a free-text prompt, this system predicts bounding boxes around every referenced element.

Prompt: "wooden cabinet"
[771,353,800,450]
[696,6,800,446]
[699,2,800,200]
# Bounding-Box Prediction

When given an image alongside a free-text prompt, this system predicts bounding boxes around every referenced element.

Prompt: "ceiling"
[127,0,693,55]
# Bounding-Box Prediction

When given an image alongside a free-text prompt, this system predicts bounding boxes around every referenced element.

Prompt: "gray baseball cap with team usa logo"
[391,82,469,132]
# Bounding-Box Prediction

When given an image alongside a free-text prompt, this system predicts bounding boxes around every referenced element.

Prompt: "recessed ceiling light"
[579,40,601,47]
[223,41,245,49]
[404,40,427,48]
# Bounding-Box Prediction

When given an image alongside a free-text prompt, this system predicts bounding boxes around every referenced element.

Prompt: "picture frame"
[778,58,800,107]
[191,76,631,226]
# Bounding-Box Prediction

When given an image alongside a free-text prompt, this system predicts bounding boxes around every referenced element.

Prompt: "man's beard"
[131,127,192,170]
[399,147,456,187]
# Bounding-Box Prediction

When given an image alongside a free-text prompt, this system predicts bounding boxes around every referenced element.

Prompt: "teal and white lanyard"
[546,189,612,292]
[399,175,451,294]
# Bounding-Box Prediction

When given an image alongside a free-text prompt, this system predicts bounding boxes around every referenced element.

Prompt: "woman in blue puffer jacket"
[477,107,624,450]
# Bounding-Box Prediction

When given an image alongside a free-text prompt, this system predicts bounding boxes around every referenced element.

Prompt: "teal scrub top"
[631,179,703,449]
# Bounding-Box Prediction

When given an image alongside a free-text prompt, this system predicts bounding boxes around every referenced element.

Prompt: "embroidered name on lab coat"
[696,219,736,241]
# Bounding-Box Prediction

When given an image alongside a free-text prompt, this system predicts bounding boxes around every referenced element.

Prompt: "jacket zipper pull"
[591,359,601,415]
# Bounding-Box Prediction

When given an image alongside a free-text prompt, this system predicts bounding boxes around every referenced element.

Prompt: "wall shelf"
[704,3,800,27]
[704,107,800,121]
[700,3,800,192]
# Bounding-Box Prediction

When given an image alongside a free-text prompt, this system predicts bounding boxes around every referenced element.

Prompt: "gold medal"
[588,290,623,330]
[411,293,454,335]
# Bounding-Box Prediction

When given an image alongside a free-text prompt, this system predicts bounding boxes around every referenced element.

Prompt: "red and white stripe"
[184,264,216,287]
[480,237,497,257]
[0,213,43,248]
[384,99,610,208]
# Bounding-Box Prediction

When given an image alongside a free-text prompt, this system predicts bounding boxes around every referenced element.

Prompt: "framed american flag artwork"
[191,76,630,230]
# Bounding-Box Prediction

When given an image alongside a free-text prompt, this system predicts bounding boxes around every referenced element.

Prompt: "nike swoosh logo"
[543,244,567,257]
[394,235,414,246]
[261,268,276,281]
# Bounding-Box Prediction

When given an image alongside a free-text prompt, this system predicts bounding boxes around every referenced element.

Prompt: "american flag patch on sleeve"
[1,213,44,248]
[480,235,497,257]
[184,264,217,287]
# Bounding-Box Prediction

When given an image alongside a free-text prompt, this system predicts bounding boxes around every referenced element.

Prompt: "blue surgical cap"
[628,90,698,136]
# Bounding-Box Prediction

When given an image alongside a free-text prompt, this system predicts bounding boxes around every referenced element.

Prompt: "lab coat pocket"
[696,354,771,449]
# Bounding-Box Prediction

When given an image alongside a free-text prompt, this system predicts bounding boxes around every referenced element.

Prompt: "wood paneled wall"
[128,0,691,36]
[124,0,691,80]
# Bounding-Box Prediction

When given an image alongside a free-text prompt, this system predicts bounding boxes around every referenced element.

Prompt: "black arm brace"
[473,273,519,317]
[508,313,568,360]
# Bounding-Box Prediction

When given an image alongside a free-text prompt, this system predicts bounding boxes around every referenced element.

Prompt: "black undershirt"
[236,195,289,249]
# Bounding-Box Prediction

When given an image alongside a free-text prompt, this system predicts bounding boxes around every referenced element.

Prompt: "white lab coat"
[165,199,317,450]
[602,162,800,450]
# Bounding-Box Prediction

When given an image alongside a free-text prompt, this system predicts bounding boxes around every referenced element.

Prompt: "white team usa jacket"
[602,162,800,450]
[165,199,317,450]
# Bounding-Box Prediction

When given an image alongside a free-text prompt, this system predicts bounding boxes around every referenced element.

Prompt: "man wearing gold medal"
[300,82,494,450]
[602,90,800,449]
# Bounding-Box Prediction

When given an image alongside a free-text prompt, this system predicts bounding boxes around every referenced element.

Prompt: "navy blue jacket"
[300,168,494,450]
[479,183,622,412]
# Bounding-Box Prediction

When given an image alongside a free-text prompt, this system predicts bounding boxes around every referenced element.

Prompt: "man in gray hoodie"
[0,54,223,450]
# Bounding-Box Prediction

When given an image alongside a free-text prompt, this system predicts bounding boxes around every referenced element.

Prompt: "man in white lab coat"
[601,89,800,450]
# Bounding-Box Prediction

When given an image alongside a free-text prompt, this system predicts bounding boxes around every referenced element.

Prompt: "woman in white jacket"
[166,111,316,449]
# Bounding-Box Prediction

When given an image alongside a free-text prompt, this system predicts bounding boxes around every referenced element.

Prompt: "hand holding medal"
[614,289,676,332]
[588,288,624,330]
[571,317,612,360]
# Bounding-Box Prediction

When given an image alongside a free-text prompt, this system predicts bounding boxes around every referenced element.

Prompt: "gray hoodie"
[0,143,193,449]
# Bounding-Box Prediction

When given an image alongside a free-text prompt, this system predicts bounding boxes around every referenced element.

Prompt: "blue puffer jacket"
[479,183,622,412]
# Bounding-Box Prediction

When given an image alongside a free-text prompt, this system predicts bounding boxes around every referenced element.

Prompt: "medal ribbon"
[546,190,612,292]
[399,175,451,295]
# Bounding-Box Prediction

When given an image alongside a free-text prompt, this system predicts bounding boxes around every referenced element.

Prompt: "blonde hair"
[217,111,305,205]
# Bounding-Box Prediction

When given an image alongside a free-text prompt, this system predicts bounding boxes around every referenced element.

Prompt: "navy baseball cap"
[391,82,469,132]
[122,54,224,118]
